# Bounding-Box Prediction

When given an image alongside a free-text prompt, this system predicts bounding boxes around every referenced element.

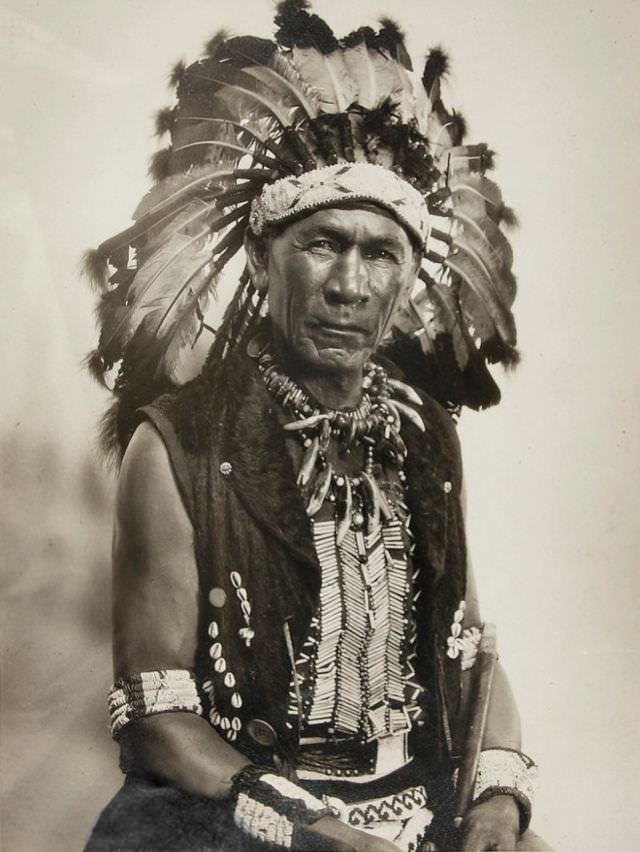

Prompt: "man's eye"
[308,239,337,252]
[365,248,397,262]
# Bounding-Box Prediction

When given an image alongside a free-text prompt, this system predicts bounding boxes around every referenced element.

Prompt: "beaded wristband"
[108,669,203,737]
[471,748,538,833]
[231,765,335,849]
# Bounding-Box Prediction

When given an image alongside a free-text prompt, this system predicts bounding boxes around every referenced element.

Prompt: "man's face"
[260,206,419,376]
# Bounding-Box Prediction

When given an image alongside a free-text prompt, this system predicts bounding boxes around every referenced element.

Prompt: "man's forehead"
[287,204,413,244]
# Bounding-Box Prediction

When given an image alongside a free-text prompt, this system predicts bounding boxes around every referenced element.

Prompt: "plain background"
[1,1,639,849]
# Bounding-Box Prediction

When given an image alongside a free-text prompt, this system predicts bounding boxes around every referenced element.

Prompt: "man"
[85,5,545,850]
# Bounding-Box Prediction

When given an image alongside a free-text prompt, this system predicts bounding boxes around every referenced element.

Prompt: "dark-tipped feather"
[274,0,339,54]
[450,111,467,145]
[497,205,519,228]
[81,248,110,291]
[481,147,496,171]
[204,28,231,59]
[148,147,173,181]
[154,106,176,137]
[97,400,123,468]
[169,59,187,89]
[422,46,449,92]
[377,17,412,68]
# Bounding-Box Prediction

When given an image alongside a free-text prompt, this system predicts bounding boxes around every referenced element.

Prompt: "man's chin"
[311,345,369,373]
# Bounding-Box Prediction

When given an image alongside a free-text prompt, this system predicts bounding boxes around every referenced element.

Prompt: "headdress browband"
[249,163,430,246]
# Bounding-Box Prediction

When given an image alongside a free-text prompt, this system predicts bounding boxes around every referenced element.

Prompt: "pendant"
[297,436,319,487]
[306,463,334,517]
[336,477,352,545]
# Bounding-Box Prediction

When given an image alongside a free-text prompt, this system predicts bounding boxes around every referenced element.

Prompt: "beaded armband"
[231,765,334,849]
[108,669,203,737]
[472,748,538,833]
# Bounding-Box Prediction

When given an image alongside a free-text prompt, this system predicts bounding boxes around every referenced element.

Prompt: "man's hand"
[296,814,402,852]
[460,795,520,851]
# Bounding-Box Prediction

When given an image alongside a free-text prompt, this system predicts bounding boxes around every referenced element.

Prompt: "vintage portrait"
[2,1,638,851]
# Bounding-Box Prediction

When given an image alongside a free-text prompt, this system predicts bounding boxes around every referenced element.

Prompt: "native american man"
[85,5,547,850]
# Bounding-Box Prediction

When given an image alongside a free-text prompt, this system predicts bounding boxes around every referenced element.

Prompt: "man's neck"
[291,368,363,410]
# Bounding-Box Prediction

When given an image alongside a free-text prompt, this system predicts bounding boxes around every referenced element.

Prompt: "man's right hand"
[295,815,402,852]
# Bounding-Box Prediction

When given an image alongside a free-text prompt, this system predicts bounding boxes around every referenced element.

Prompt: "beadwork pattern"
[108,669,202,737]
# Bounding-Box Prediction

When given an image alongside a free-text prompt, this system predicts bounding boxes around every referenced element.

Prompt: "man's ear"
[244,230,269,293]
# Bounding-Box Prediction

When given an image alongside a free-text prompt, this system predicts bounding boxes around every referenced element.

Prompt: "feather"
[449,173,504,219]
[290,45,358,113]
[274,1,339,54]
[377,18,412,70]
[173,139,278,170]
[449,111,467,146]
[220,35,277,67]
[422,47,449,98]
[173,116,297,172]
[342,41,412,115]
[81,248,110,291]
[194,62,304,129]
[100,227,208,364]
[497,204,519,228]
[154,107,176,137]
[243,59,320,121]
[169,59,187,89]
[204,28,231,59]
[148,147,173,181]
[452,229,516,309]
[445,245,516,345]
[420,274,471,370]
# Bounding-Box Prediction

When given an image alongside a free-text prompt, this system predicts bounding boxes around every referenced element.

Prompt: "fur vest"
[139,349,468,771]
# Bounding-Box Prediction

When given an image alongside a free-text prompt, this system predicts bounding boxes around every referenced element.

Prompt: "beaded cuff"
[472,748,538,833]
[231,766,334,849]
[108,669,203,737]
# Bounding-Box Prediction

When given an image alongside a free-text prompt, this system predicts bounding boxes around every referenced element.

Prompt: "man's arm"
[457,491,528,851]
[112,421,250,798]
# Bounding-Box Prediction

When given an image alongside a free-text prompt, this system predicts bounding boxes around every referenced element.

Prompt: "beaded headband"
[249,163,430,246]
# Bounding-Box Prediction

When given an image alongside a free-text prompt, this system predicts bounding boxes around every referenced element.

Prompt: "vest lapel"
[226,358,318,573]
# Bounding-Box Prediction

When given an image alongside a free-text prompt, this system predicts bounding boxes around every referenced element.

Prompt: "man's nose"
[324,247,370,306]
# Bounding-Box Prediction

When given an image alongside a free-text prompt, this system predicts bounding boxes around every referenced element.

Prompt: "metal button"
[219,462,233,476]
[443,480,452,494]
[247,718,277,747]
[208,587,226,608]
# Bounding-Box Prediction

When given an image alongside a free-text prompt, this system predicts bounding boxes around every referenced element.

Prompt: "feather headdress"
[85,0,518,457]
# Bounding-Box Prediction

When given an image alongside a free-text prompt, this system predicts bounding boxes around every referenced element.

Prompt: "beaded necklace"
[257,353,425,540]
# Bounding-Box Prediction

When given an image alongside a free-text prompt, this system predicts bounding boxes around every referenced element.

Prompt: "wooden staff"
[453,623,498,828]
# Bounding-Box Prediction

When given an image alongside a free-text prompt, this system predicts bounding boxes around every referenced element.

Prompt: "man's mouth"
[308,318,370,338]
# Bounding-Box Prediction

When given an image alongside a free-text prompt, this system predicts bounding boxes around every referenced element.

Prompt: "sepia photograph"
[1,1,638,850]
